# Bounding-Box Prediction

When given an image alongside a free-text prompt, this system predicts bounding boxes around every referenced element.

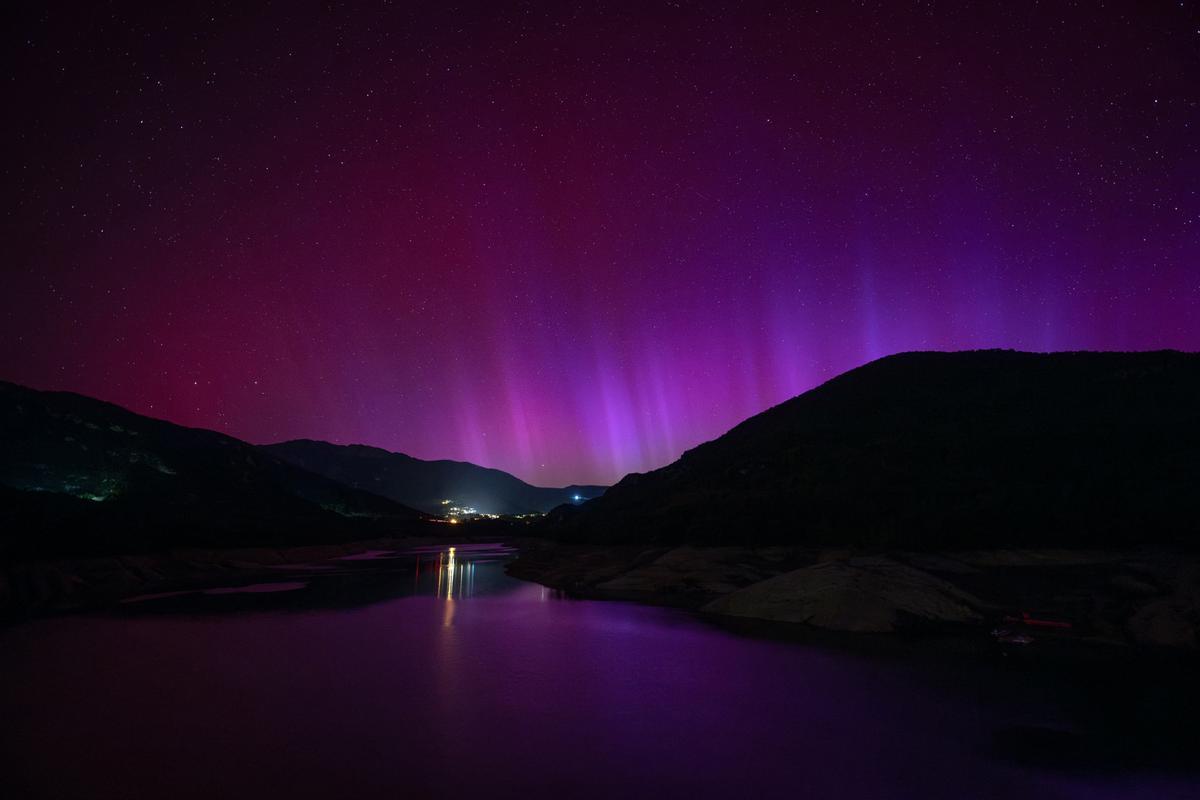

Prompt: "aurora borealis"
[3,2,1198,486]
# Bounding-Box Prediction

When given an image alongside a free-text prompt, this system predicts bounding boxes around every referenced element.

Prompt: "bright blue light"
[573,494,582,502]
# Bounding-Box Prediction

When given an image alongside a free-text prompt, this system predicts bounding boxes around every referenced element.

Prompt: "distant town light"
[573,494,582,501]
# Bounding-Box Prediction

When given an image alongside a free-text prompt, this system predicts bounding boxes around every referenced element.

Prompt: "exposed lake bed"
[507,539,1200,646]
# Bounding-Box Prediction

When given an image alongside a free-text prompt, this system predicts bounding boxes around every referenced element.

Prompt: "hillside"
[262,439,605,515]
[0,381,425,558]
[542,350,1200,548]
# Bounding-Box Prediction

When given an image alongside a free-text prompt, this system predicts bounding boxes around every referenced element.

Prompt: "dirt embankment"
[507,541,1200,650]
[0,535,447,620]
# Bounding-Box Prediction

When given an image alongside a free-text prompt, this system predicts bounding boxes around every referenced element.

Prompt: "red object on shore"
[1003,611,1072,629]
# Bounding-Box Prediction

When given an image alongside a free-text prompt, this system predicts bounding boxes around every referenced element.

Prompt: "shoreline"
[7,533,1199,663]
[503,537,1200,657]
[0,534,462,623]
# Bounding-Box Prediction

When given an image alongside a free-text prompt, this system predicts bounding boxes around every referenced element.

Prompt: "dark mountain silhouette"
[0,381,426,558]
[262,439,606,516]
[542,350,1200,548]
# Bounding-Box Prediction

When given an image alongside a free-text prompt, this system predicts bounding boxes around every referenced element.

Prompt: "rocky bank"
[507,542,1200,650]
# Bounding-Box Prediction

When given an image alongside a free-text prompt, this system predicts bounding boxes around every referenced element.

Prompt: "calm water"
[0,543,1194,799]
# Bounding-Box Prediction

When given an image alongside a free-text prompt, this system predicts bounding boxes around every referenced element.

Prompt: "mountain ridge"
[0,380,426,558]
[262,438,606,515]
[544,349,1200,548]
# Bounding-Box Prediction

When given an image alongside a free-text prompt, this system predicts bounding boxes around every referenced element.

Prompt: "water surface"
[0,544,1193,799]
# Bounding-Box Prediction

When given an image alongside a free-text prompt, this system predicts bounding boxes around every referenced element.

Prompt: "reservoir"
[0,543,1194,799]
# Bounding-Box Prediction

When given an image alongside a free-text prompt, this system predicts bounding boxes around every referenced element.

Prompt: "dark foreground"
[2,542,1199,800]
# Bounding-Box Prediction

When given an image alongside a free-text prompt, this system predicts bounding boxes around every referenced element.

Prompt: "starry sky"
[3,2,1198,486]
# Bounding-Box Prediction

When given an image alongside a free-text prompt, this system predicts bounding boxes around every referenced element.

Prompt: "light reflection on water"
[122,543,522,610]
[433,546,475,599]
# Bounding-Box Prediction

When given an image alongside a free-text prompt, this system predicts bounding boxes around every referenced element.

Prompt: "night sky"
[3,2,1198,486]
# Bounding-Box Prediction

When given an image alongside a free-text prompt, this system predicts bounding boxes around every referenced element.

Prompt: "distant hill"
[262,439,606,516]
[0,381,425,558]
[543,350,1200,548]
